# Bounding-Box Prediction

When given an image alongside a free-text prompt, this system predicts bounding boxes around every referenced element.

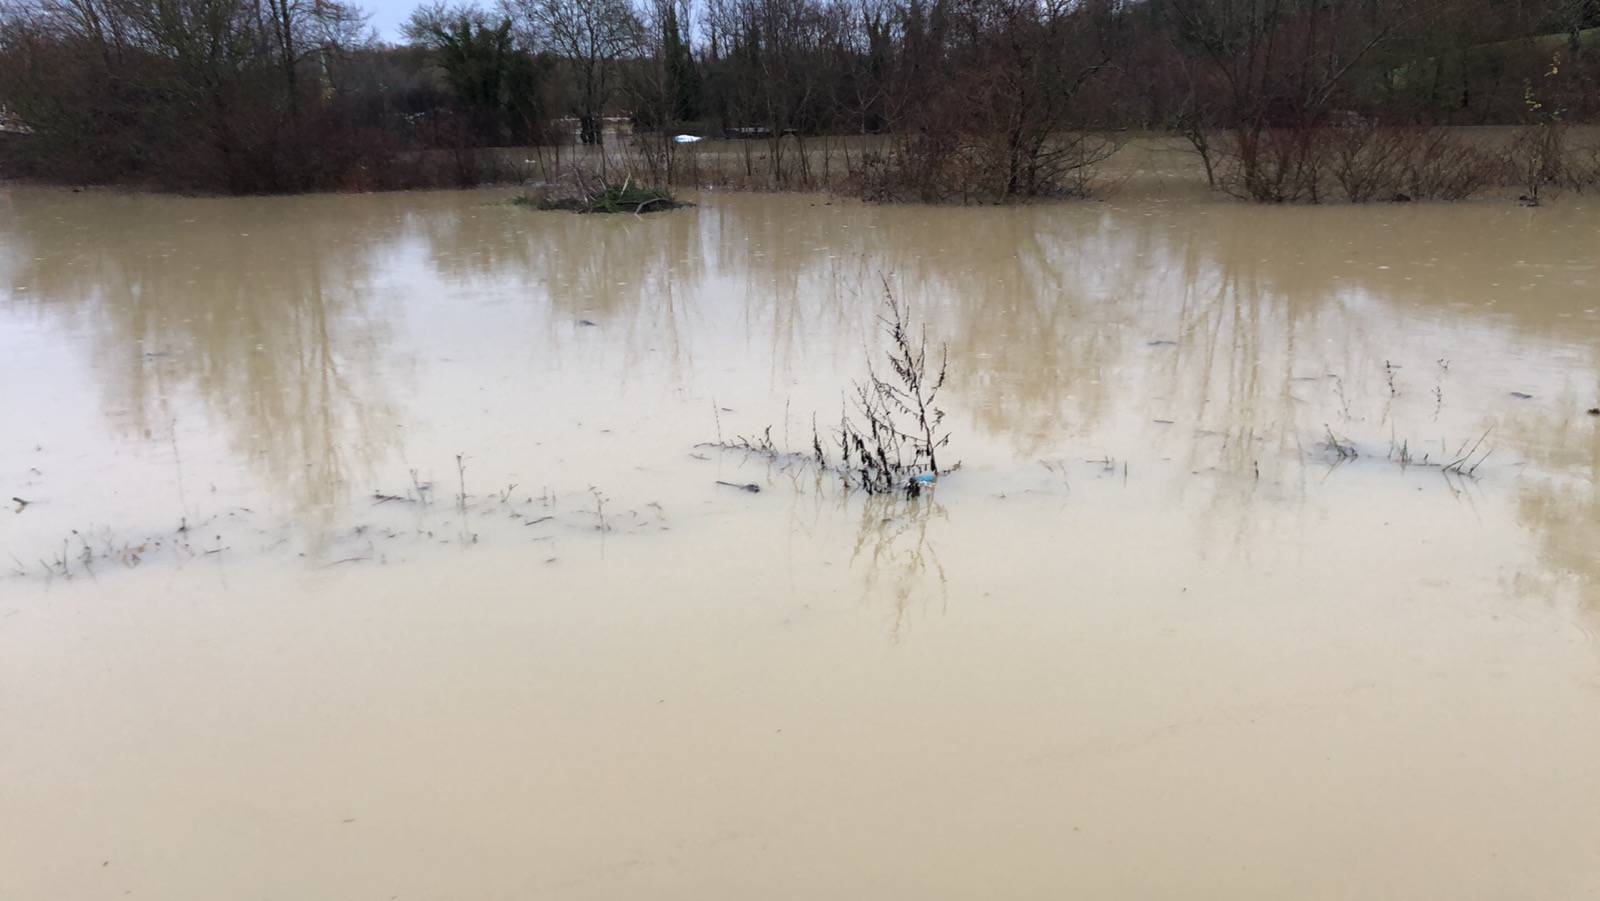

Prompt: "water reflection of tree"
[415,194,710,384]
[405,191,1600,615]
[9,187,1583,596]
[0,190,407,537]
[399,192,1600,598]
[1513,420,1600,612]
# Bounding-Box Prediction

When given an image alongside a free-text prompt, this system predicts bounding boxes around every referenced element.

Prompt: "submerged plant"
[1323,425,1358,460]
[700,280,957,497]
[833,282,954,496]
[516,171,681,215]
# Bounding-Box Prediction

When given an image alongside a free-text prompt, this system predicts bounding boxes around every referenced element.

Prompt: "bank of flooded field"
[3,185,1600,899]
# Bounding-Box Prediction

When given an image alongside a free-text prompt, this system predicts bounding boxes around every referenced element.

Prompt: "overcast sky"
[361,0,416,42]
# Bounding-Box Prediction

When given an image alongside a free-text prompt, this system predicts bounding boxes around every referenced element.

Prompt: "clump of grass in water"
[702,280,957,498]
[514,174,680,215]
[1323,425,1358,461]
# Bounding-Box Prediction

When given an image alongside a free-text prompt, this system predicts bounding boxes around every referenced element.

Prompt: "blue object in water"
[912,473,937,484]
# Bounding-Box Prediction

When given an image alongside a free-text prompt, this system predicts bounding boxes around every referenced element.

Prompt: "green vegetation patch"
[514,182,683,215]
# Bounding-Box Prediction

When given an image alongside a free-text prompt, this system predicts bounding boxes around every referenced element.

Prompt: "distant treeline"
[1,0,1597,197]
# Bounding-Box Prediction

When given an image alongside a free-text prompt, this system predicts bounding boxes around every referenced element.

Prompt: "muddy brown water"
[3,184,1600,899]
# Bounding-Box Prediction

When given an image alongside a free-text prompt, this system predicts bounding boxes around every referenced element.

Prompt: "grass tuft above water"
[512,178,683,215]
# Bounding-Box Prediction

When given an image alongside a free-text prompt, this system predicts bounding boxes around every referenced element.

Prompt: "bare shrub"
[850,135,990,204]
[1506,121,1569,203]
[1331,124,1503,203]
[1215,126,1327,203]
[630,130,678,185]
[1562,142,1600,192]
[833,282,952,495]
[1400,129,1505,201]
[851,131,1119,204]
[1218,123,1505,204]
[700,282,955,497]
[1328,122,1411,202]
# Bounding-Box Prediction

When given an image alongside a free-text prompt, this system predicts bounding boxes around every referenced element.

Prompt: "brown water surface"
[3,185,1600,900]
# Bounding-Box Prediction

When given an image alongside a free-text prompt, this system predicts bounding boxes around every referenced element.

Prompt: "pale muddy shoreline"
[4,184,1600,899]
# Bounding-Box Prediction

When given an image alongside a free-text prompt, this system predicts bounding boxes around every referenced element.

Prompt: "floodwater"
[3,184,1600,900]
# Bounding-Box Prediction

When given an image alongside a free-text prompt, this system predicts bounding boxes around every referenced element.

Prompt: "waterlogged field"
[3,184,1600,899]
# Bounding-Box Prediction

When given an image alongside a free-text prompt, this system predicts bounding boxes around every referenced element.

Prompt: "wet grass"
[0,449,678,585]
[512,179,683,215]
[699,281,957,498]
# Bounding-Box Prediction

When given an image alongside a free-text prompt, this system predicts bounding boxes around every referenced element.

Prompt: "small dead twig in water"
[1329,375,1352,421]
[1323,425,1358,460]
[372,492,411,505]
[73,531,96,578]
[589,486,610,532]
[1463,449,1492,476]
[40,538,73,579]
[715,480,762,493]
[455,454,468,512]
[11,497,30,512]
[524,515,554,526]
[1443,429,1493,475]
[1432,358,1449,421]
[1390,436,1413,467]
[697,426,779,455]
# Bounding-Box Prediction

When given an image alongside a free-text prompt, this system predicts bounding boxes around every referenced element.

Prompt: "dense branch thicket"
[2,0,1598,196]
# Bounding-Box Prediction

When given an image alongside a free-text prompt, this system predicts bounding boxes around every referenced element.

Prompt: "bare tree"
[263,0,369,116]
[503,0,639,143]
[1167,0,1446,200]
[703,0,833,182]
